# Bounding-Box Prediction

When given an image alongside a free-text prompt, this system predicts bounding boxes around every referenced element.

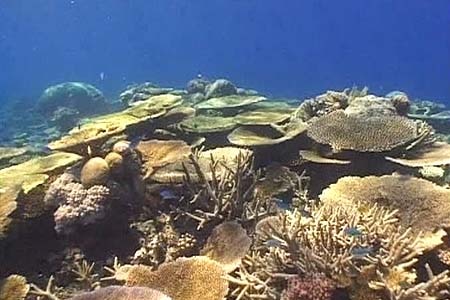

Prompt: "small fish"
[87,145,92,157]
[344,226,363,237]
[100,72,105,81]
[351,246,373,258]
[263,239,283,248]
[159,189,178,201]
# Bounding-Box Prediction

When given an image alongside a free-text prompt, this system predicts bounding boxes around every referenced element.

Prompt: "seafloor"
[1,78,450,300]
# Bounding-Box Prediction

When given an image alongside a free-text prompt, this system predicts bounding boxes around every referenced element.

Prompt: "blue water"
[0,0,449,103]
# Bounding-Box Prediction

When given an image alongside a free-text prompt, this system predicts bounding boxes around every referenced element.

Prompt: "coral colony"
[1,79,450,300]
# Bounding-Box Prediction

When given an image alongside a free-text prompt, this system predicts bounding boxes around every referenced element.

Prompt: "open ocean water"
[0,0,449,103]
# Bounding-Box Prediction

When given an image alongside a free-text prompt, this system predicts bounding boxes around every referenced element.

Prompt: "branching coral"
[177,150,276,229]
[226,202,450,300]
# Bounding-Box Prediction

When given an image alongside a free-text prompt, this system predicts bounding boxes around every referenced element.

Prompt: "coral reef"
[2,81,450,300]
[37,82,107,117]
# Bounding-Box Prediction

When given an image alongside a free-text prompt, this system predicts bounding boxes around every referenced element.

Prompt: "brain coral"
[307,110,420,152]
[319,174,450,235]
[69,286,171,300]
[80,157,110,188]
[123,256,228,300]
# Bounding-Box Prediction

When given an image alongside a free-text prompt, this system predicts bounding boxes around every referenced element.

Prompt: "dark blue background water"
[0,0,449,104]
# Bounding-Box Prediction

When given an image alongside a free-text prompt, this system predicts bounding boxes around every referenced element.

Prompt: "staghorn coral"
[307,110,428,152]
[45,173,112,234]
[319,174,450,236]
[281,273,337,300]
[177,150,277,229]
[227,202,450,300]
[200,221,252,272]
[69,285,172,300]
[0,275,29,300]
[116,256,229,300]
[80,157,110,188]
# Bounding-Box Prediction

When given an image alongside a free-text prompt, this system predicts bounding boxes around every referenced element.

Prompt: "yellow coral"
[122,256,228,300]
[80,157,110,188]
[307,110,421,152]
[0,275,29,300]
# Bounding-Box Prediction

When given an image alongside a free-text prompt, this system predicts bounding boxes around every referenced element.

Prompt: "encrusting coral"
[44,173,113,234]
[69,286,172,300]
[281,273,337,300]
[200,221,252,273]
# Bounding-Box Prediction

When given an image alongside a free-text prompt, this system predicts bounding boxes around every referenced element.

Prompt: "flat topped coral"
[178,115,237,133]
[307,110,422,152]
[149,147,253,183]
[194,95,265,110]
[234,106,294,125]
[228,120,308,146]
[0,152,81,236]
[119,256,228,300]
[136,139,192,179]
[385,142,450,167]
[319,174,450,235]
[0,147,27,163]
[48,94,183,152]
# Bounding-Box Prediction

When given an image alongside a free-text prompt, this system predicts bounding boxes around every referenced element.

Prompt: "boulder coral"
[80,157,110,188]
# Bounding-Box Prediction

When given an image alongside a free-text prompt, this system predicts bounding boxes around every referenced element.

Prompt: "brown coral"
[319,174,450,236]
[0,275,29,300]
[385,142,450,167]
[307,110,421,152]
[80,157,110,188]
[136,139,192,179]
[122,256,228,300]
[200,221,252,272]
